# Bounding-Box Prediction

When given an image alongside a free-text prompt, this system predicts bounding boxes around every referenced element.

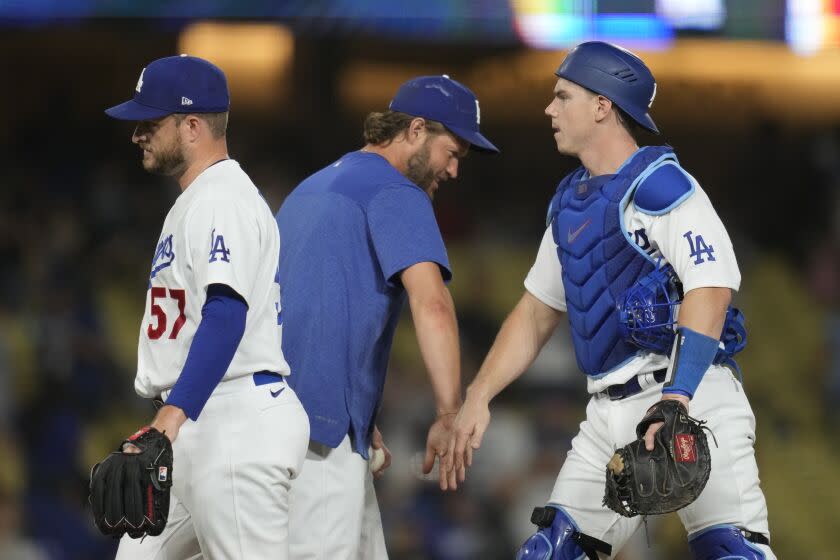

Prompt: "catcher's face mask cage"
[619,263,748,368]
[618,262,683,355]
[716,307,747,372]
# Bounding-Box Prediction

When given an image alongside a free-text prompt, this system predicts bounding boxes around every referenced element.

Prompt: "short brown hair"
[615,106,644,143]
[362,110,446,146]
[174,111,229,139]
[584,86,646,142]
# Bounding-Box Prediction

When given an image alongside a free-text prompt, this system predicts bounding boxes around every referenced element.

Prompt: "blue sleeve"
[366,183,451,287]
[165,284,248,420]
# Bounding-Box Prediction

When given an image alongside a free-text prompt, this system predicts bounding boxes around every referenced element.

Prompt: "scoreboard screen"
[0,0,818,54]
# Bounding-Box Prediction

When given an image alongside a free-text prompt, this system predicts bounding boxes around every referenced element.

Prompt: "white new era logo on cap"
[181,97,193,106]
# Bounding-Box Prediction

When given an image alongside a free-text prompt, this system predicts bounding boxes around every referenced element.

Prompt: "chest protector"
[548,146,676,376]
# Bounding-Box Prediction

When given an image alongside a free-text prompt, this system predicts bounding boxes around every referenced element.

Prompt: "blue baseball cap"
[105,55,230,121]
[389,75,499,153]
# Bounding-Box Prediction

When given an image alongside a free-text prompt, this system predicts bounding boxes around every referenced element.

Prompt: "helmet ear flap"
[619,264,681,354]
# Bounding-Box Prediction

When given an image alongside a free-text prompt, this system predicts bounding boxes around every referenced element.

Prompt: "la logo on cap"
[135,68,145,93]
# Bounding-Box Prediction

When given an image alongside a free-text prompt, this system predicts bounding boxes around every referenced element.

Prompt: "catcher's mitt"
[89,426,173,538]
[603,399,712,517]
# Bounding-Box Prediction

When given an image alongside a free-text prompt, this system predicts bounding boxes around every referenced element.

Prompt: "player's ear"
[594,95,613,124]
[406,117,427,145]
[180,115,203,143]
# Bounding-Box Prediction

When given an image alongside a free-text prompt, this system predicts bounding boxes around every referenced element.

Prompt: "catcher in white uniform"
[100,55,309,559]
[450,42,775,560]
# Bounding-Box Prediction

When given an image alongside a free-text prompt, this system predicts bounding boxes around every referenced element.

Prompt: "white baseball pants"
[115,374,310,560]
[548,365,775,559]
[288,435,388,560]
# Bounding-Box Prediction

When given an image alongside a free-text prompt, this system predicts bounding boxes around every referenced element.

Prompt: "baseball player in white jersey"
[449,42,775,559]
[103,55,309,559]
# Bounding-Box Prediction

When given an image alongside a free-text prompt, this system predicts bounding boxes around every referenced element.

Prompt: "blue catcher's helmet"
[618,262,682,355]
[555,41,659,134]
[619,262,748,369]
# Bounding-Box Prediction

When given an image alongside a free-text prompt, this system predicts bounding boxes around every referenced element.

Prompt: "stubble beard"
[144,134,188,177]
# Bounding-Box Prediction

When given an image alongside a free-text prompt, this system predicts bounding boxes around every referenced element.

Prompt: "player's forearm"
[409,288,462,413]
[663,286,732,401]
[150,405,188,441]
[677,287,731,339]
[467,291,562,403]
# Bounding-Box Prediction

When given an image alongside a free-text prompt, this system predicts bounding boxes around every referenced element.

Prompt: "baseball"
[369,446,386,473]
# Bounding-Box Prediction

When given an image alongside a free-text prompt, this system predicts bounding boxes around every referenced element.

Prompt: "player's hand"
[121,442,142,454]
[449,393,491,474]
[120,411,182,455]
[370,425,392,479]
[423,413,459,491]
[643,393,690,451]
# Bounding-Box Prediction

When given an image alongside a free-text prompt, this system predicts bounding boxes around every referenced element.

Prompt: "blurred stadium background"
[1,0,839,558]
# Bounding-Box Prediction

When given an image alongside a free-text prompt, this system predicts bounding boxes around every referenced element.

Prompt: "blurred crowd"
[2,97,840,560]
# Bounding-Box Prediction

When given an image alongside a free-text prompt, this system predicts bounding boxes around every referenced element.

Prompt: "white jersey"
[524,176,741,392]
[135,159,289,399]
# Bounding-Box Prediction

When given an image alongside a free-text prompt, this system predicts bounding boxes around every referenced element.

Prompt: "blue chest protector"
[548,146,677,377]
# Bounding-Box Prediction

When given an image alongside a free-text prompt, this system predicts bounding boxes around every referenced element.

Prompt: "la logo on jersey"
[683,231,716,264]
[150,234,175,279]
[209,229,231,263]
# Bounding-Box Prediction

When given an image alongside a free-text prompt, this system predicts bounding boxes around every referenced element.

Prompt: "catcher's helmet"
[555,41,659,134]
[618,261,748,370]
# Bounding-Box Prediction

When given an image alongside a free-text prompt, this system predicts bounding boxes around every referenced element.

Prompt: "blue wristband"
[662,326,720,399]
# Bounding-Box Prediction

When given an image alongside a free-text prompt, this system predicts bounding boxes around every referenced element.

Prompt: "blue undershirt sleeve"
[165,284,248,420]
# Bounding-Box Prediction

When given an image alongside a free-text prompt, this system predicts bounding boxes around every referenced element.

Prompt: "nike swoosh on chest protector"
[567,218,592,243]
